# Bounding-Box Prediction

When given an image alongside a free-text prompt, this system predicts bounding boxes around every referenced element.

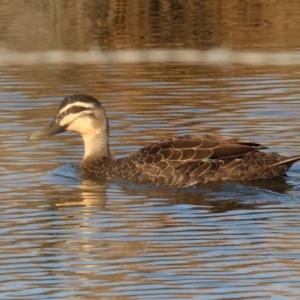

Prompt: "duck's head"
[29,94,110,158]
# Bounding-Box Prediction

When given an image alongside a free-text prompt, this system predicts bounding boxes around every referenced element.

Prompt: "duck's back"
[87,134,300,187]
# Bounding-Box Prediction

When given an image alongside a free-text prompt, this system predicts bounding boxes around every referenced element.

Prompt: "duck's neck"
[81,130,110,162]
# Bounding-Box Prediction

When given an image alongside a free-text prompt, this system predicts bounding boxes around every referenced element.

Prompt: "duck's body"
[29,94,300,187]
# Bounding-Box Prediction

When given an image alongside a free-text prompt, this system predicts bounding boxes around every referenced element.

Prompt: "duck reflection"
[117,176,292,213]
[45,164,107,210]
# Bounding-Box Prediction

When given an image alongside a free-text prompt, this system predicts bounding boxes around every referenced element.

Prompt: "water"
[1,1,300,299]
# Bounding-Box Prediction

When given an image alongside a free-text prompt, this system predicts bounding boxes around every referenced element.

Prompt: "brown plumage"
[29,94,300,187]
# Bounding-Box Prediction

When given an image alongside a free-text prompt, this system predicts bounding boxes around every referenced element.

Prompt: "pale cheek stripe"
[59,113,76,127]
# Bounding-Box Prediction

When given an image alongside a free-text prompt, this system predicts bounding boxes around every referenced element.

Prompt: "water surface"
[1,1,300,299]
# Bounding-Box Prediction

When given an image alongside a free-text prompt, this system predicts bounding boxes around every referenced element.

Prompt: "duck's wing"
[139,134,266,162]
[118,134,266,186]
[198,134,267,159]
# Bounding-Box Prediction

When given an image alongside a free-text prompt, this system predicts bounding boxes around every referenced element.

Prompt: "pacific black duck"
[29,94,300,187]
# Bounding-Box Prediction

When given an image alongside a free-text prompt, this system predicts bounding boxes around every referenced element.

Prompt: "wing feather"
[119,134,273,186]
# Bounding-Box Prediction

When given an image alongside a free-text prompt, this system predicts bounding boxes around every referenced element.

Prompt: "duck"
[29,94,300,187]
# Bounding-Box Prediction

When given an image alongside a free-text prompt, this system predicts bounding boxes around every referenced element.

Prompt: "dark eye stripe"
[57,106,89,122]
[69,106,88,113]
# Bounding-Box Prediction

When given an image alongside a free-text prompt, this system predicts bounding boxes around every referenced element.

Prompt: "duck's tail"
[270,155,300,167]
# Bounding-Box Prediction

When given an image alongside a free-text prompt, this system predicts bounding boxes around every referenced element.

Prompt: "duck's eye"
[70,106,81,113]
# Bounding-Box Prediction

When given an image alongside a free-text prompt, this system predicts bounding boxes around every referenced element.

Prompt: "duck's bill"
[29,120,65,140]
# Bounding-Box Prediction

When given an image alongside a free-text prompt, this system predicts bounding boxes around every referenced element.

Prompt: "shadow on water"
[45,164,296,214]
[119,176,295,212]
